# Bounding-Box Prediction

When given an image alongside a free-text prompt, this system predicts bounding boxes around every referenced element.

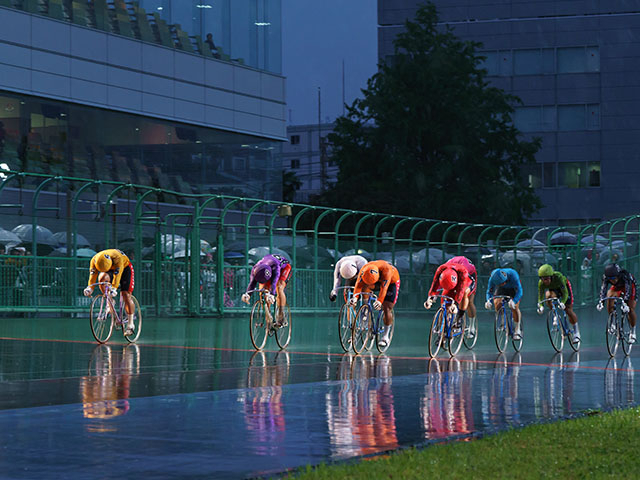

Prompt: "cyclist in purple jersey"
[242,254,292,324]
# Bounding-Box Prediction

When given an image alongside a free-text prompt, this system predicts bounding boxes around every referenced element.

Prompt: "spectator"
[205,33,221,59]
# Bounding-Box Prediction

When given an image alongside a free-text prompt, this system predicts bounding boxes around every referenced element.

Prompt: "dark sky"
[282,0,378,126]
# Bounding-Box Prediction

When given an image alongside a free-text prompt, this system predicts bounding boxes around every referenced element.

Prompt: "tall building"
[0,0,285,200]
[280,123,336,203]
[378,1,640,224]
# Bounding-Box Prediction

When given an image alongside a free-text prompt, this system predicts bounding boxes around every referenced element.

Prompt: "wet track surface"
[0,307,638,479]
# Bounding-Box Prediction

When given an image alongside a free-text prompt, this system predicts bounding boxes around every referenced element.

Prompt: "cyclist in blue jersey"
[485,268,524,340]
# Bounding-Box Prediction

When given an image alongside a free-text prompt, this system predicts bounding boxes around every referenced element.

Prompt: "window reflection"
[0,92,281,200]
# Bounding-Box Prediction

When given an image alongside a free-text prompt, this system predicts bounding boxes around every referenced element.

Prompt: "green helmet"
[538,264,554,277]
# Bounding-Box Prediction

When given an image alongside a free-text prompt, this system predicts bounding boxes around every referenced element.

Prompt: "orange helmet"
[361,266,380,285]
[439,268,458,291]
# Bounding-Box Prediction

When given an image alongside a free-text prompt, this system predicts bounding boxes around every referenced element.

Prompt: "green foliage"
[316,2,542,225]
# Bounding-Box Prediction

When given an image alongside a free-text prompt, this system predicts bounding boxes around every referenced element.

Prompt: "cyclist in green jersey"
[536,264,581,343]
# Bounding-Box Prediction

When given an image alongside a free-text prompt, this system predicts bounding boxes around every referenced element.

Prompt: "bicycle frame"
[539,297,578,353]
[491,295,522,353]
[428,294,465,358]
[353,292,385,336]
[90,282,126,327]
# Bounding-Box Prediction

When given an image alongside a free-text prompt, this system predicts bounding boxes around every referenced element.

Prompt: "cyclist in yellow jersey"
[84,249,136,335]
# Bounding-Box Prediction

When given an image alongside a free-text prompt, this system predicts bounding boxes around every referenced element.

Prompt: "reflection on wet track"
[0,311,639,478]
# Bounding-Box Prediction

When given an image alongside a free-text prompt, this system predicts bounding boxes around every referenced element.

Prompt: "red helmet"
[439,268,458,291]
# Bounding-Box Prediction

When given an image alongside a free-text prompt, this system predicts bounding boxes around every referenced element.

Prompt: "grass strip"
[288,407,640,479]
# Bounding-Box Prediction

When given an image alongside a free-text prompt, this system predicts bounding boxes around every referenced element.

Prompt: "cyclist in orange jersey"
[350,260,401,348]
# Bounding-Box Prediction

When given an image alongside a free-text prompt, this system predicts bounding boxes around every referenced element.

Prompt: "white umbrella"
[49,247,97,258]
[160,233,187,253]
[516,239,546,249]
[53,231,91,247]
[172,249,206,259]
[11,224,57,246]
[581,234,607,244]
[0,228,21,246]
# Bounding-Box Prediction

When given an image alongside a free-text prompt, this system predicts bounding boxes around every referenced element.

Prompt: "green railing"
[0,171,638,315]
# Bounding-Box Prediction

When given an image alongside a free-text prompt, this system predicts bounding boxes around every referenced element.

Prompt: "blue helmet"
[492,269,508,285]
[253,264,272,284]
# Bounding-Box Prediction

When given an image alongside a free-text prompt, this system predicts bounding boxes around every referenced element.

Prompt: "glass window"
[291,159,300,169]
[559,162,586,188]
[588,161,601,186]
[479,51,498,76]
[521,163,541,188]
[543,163,556,188]
[558,105,585,131]
[557,47,586,73]
[514,49,541,75]
[290,135,300,145]
[541,48,555,74]
[587,104,600,129]
[586,46,600,72]
[514,107,541,132]
[498,50,513,76]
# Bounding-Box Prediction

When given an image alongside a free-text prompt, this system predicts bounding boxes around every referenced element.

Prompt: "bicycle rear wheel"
[512,316,523,352]
[428,308,445,358]
[463,313,478,349]
[250,299,269,351]
[338,303,355,352]
[621,312,633,356]
[546,309,564,352]
[448,314,465,357]
[352,304,373,354]
[376,321,394,353]
[494,308,508,353]
[275,304,292,349]
[606,311,619,357]
[124,295,142,343]
[90,295,114,344]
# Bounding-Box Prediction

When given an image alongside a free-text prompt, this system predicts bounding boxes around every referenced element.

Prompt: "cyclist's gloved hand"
[622,302,630,313]
[83,287,93,297]
[329,290,337,302]
[558,302,565,310]
[596,301,604,311]
[424,297,434,309]
[265,293,276,305]
[485,300,492,310]
[537,305,544,315]
[241,293,250,304]
[373,300,382,311]
[508,299,516,310]
[349,296,358,307]
[108,286,118,297]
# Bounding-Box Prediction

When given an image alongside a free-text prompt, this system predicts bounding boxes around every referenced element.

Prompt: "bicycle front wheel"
[124,295,142,343]
[90,295,114,344]
[250,300,269,351]
[606,311,619,357]
[352,304,373,354]
[546,309,564,353]
[275,304,292,349]
[338,303,355,352]
[463,313,478,349]
[567,318,580,353]
[376,321,394,353]
[428,308,445,358]
[494,308,508,353]
[448,314,465,357]
[621,312,633,356]
[512,316,523,352]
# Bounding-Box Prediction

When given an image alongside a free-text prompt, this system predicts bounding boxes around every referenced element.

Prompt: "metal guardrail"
[0,171,638,315]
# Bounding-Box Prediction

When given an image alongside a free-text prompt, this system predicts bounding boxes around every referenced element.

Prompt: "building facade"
[280,123,336,203]
[0,0,285,199]
[378,0,640,224]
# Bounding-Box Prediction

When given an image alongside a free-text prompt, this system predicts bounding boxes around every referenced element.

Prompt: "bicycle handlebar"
[537,298,561,306]
[493,295,513,301]
[335,286,354,291]
[601,297,627,304]
[87,282,115,289]
[246,288,271,295]
[353,291,378,300]
[429,294,457,304]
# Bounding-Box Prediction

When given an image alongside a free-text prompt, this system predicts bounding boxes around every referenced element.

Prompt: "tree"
[316,2,541,225]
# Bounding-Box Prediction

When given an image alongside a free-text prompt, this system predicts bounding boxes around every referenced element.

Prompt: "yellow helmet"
[96,253,113,272]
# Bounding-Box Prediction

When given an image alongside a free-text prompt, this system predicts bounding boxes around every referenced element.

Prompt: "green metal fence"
[0,171,638,315]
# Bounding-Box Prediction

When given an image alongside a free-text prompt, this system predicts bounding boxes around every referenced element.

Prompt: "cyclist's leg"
[628,284,637,328]
[381,280,400,327]
[607,287,619,313]
[98,271,117,316]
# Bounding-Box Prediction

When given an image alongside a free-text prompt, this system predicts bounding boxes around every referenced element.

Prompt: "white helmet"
[339,262,358,280]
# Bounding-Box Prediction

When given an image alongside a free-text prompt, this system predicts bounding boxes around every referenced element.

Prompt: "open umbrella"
[342,248,372,260]
[549,231,577,245]
[516,239,547,249]
[53,232,91,247]
[12,224,58,246]
[172,249,206,259]
[49,247,97,258]
[581,234,607,244]
[378,251,411,272]
[413,247,452,265]
[248,246,291,263]
[0,228,21,246]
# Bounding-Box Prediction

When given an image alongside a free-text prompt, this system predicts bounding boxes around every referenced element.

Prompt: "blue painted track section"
[0,308,637,478]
